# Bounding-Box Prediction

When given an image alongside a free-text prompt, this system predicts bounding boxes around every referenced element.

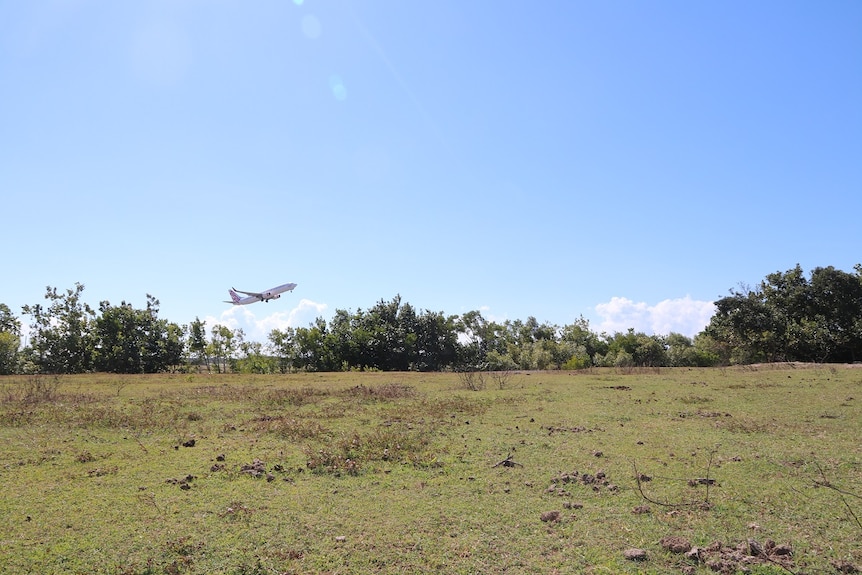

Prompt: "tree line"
[1,265,860,375]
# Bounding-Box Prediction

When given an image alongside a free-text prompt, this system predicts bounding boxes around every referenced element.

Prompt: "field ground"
[1,365,861,574]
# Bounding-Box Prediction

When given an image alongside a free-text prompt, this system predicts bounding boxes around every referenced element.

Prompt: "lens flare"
[329,74,347,101]
[301,14,321,39]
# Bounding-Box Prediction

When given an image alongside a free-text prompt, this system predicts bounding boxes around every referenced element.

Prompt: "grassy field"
[1,365,860,574]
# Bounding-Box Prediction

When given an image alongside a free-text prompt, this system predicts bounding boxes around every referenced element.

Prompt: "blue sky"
[2,0,860,342]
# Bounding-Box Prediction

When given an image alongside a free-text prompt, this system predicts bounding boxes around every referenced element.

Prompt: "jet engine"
[265,293,282,301]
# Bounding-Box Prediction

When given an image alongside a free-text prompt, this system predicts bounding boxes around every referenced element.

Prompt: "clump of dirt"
[166,474,196,490]
[540,510,560,523]
[832,559,860,573]
[240,458,274,481]
[546,469,618,495]
[662,536,795,574]
[231,458,293,482]
[660,535,691,554]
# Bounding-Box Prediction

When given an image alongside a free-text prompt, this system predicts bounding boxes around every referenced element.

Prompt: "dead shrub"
[2,375,63,405]
[457,370,486,391]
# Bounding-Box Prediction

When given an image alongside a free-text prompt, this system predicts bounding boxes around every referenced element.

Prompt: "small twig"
[137,491,162,515]
[704,448,716,506]
[633,455,717,510]
[813,463,862,531]
[633,462,703,508]
[133,434,149,454]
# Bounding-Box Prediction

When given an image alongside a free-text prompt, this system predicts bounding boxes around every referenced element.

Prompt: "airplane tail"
[228,289,241,304]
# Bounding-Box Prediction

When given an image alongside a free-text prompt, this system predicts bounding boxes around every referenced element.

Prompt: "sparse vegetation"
[0,366,860,574]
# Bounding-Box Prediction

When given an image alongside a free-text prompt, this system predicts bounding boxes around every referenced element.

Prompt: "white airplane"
[224,282,297,305]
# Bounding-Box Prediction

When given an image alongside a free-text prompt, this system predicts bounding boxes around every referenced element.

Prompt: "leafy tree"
[293,318,337,372]
[360,295,413,370]
[704,287,780,364]
[236,339,278,374]
[704,264,862,364]
[413,310,458,371]
[208,325,238,373]
[93,295,185,373]
[806,266,862,362]
[268,327,296,373]
[457,310,506,369]
[316,297,459,372]
[160,320,185,372]
[187,317,209,372]
[598,329,667,367]
[22,283,95,373]
[665,333,697,367]
[0,303,20,335]
[0,303,21,374]
[560,316,605,368]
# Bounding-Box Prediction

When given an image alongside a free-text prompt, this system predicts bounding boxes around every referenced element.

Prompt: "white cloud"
[594,296,716,338]
[203,299,328,342]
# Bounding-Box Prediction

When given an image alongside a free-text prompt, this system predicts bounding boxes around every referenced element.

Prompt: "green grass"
[1,366,860,574]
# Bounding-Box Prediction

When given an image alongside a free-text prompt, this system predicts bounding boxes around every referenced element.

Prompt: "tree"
[92,295,185,373]
[413,310,459,371]
[293,318,337,372]
[187,317,209,372]
[22,283,95,373]
[559,316,605,369]
[598,329,667,367]
[806,266,862,362]
[632,333,668,367]
[268,327,296,373]
[457,311,508,369]
[236,339,277,374]
[704,287,781,364]
[0,303,21,374]
[703,264,862,364]
[93,301,144,373]
[208,325,238,373]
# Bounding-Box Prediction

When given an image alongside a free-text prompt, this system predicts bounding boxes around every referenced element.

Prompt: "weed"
[249,414,331,441]
[304,446,361,476]
[76,450,96,463]
[679,394,714,404]
[263,386,330,407]
[341,382,416,400]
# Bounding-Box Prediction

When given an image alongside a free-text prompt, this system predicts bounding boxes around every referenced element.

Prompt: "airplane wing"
[231,288,263,298]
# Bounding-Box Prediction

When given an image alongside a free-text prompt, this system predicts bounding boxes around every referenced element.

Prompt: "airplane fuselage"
[225,282,297,305]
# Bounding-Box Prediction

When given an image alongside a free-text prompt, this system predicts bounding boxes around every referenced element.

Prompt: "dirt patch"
[674,538,795,574]
[545,425,600,435]
[546,469,618,495]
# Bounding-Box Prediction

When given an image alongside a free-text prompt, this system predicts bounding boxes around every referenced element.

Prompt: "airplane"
[223,282,297,305]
